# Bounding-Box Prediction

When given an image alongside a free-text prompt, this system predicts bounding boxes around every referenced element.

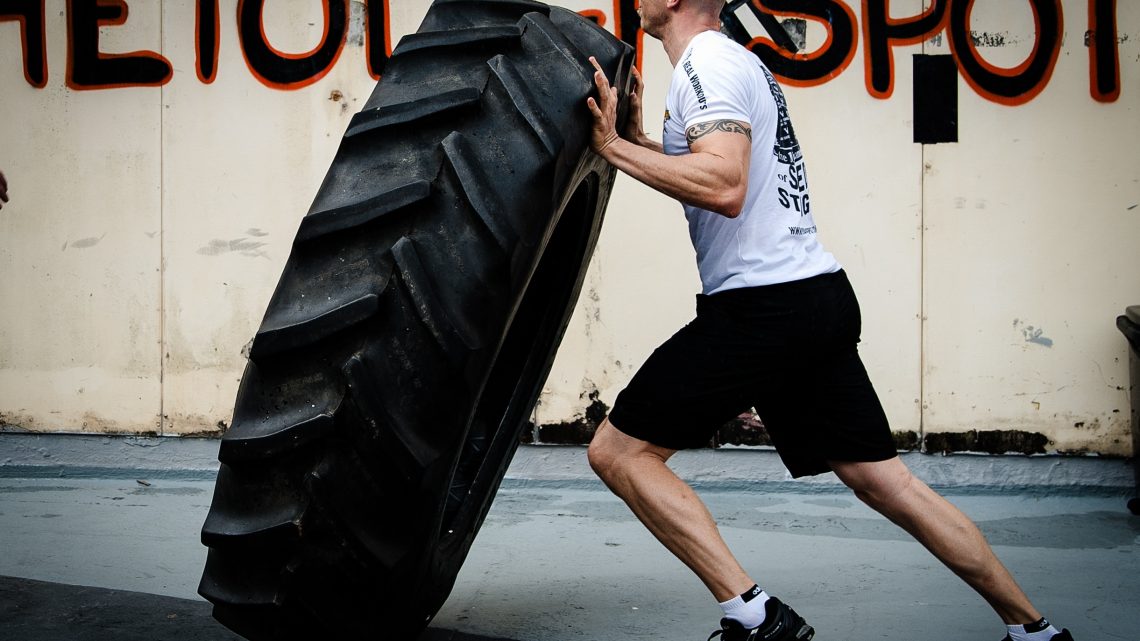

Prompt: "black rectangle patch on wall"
[913,54,958,144]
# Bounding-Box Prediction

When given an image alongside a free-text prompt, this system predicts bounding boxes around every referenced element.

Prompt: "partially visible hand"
[585,56,619,155]
[624,64,647,145]
[0,171,7,211]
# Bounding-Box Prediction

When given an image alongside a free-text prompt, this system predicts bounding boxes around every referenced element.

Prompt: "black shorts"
[608,270,897,478]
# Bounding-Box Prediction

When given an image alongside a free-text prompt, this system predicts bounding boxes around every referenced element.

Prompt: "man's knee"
[587,418,620,480]
[832,457,914,510]
[587,418,666,483]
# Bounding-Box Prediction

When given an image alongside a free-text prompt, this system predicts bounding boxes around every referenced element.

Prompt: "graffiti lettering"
[734,0,859,87]
[614,0,645,69]
[66,0,173,90]
[722,0,1120,105]
[947,0,1063,106]
[0,0,1123,103]
[862,0,949,99]
[237,0,348,90]
[1088,0,1120,102]
[0,0,46,87]
[365,0,392,80]
[196,0,219,83]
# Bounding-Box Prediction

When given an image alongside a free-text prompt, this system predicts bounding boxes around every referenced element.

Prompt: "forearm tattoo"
[685,119,752,146]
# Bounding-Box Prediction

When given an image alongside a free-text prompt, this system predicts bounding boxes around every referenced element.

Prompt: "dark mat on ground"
[0,576,520,641]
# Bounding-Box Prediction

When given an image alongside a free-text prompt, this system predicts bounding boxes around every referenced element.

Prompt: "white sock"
[718,584,770,629]
[1007,618,1061,641]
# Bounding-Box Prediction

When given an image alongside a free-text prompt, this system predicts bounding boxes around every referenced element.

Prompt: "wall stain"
[1084,30,1130,47]
[527,403,919,453]
[348,1,367,46]
[197,237,269,259]
[924,429,1049,455]
[1013,319,1054,348]
[780,18,807,52]
[527,389,609,445]
[971,30,1015,47]
[62,233,107,250]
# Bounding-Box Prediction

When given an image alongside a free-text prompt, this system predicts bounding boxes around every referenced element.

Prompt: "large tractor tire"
[196,1,634,638]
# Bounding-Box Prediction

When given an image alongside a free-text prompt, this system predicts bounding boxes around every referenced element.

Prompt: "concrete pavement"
[1,446,1137,641]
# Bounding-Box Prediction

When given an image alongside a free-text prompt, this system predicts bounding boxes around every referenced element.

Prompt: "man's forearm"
[599,137,744,217]
[632,134,664,154]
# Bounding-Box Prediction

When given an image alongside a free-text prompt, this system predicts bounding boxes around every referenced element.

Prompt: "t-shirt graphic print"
[760,64,813,236]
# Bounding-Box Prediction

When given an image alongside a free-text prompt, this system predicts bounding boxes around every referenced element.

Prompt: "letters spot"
[913,54,958,144]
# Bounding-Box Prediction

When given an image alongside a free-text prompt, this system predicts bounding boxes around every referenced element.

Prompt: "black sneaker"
[707,597,814,641]
[1001,629,1075,641]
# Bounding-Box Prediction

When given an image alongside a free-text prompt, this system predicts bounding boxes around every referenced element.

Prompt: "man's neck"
[661,12,722,66]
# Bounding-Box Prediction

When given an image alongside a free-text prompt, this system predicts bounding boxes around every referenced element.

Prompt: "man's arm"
[0,171,8,211]
[586,58,750,218]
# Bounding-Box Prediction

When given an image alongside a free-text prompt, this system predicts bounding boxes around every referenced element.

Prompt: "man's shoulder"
[688,31,753,65]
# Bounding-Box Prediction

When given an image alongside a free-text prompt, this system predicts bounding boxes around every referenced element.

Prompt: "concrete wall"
[0,0,1137,456]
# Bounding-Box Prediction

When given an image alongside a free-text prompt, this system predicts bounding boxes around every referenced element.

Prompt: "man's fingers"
[586,96,602,119]
[589,57,612,97]
[593,69,610,93]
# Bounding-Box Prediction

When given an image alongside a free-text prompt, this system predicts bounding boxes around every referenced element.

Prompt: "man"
[583,1,1074,640]
[0,171,8,210]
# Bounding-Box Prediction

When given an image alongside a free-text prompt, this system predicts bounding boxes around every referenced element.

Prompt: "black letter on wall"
[741,0,858,87]
[948,0,1062,105]
[863,0,948,99]
[67,0,173,89]
[615,0,643,69]
[365,0,390,80]
[1,0,47,87]
[197,0,219,83]
[1088,0,1119,102]
[238,0,348,90]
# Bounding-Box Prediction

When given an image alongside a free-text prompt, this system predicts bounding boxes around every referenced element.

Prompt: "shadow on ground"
[0,576,520,641]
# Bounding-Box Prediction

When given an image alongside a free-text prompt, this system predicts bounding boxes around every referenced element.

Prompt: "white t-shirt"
[663,31,840,295]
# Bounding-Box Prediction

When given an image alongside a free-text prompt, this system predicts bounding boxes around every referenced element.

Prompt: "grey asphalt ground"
[1,462,1138,641]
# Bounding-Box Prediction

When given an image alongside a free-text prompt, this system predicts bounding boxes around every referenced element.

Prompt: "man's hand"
[583,59,749,218]
[586,57,620,155]
[624,65,649,146]
[0,171,8,211]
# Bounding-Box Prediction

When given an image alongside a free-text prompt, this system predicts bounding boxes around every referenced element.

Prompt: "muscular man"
[584,1,1074,639]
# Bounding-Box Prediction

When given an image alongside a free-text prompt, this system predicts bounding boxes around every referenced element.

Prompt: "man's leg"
[587,418,753,601]
[829,456,1041,624]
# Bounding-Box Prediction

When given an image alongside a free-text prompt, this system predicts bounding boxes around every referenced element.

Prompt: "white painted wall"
[0,0,1136,455]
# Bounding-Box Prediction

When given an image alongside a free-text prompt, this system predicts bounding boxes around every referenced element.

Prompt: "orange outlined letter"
[1,0,47,87]
[862,0,948,99]
[237,0,348,90]
[947,0,1063,106]
[66,0,172,90]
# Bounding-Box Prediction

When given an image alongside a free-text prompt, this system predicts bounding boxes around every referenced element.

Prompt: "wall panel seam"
[158,2,166,436]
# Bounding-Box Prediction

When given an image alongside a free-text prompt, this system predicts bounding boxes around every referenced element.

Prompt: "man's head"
[638,0,726,40]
